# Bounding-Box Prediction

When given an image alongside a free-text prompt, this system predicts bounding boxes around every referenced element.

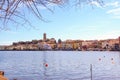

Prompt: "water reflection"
[0,51,120,80]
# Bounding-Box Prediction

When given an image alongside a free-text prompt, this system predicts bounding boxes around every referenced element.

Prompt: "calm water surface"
[0,51,120,80]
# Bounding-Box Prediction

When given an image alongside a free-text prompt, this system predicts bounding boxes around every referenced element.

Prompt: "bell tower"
[43,33,46,41]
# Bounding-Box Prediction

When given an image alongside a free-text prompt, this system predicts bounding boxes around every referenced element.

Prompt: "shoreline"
[0,50,119,51]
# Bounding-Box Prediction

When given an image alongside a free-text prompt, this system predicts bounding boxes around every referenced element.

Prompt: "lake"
[0,51,120,80]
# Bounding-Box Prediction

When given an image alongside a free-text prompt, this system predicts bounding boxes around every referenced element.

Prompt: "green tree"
[58,39,62,44]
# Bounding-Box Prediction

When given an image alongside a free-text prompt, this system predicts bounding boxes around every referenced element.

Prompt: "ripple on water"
[0,51,120,80]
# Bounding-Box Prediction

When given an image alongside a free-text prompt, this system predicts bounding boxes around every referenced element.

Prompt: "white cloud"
[89,1,102,8]
[106,5,120,19]
[105,1,120,19]
[107,8,120,15]
[105,1,120,7]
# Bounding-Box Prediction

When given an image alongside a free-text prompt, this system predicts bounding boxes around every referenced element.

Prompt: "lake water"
[0,51,120,80]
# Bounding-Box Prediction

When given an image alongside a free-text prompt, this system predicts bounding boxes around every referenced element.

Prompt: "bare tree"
[0,0,104,30]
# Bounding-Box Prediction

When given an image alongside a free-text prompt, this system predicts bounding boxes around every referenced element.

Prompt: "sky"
[0,0,120,45]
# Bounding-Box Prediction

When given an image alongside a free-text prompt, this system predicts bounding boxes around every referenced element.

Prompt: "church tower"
[43,33,46,41]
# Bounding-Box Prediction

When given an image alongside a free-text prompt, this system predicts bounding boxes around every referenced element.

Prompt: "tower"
[43,33,46,41]
[119,37,120,43]
[119,36,120,49]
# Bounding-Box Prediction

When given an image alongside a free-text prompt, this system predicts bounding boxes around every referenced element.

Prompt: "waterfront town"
[0,33,120,51]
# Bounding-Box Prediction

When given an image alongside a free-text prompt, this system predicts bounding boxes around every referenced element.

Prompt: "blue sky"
[0,0,120,45]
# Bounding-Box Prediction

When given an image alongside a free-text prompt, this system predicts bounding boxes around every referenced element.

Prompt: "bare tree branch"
[0,0,104,30]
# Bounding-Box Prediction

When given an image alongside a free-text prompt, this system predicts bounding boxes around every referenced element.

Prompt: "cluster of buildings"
[0,33,120,51]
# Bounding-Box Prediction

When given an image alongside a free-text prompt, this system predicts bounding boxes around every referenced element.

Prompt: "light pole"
[90,64,93,80]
